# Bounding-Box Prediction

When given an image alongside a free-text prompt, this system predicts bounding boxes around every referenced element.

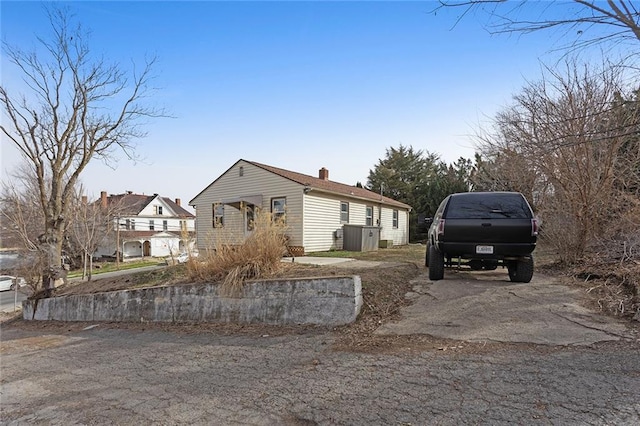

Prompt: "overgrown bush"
[186,212,289,295]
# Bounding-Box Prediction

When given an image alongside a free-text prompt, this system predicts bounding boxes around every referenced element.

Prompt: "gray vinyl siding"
[191,161,304,251]
[379,207,409,245]
[302,193,410,252]
[302,193,343,252]
[348,203,367,225]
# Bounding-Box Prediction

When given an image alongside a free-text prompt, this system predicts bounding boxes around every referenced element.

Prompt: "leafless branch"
[0,4,167,286]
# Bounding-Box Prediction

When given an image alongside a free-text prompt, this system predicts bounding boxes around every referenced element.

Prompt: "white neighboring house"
[94,191,196,259]
[189,159,412,254]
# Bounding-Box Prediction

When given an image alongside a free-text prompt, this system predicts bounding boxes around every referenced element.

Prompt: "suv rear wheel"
[428,244,445,280]
[507,256,534,283]
[425,242,430,267]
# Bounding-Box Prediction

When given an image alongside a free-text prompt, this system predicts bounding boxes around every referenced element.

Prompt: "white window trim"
[340,202,349,223]
[213,204,224,228]
[365,206,373,226]
[272,197,286,222]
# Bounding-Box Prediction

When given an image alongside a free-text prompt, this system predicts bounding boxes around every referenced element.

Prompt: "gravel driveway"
[376,269,634,345]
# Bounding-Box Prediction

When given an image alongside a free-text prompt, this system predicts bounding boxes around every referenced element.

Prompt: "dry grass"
[186,213,289,296]
[534,238,640,320]
[567,256,640,320]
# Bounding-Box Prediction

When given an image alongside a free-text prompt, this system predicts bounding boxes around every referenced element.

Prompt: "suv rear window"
[445,193,532,219]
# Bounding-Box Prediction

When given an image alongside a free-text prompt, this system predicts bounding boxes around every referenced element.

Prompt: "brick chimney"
[175,198,181,206]
[319,167,329,181]
[101,191,107,208]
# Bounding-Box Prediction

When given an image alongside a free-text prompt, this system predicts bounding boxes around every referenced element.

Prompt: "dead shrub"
[567,250,640,319]
[187,212,289,296]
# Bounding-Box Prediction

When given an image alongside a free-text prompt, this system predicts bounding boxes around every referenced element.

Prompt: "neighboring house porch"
[94,191,196,259]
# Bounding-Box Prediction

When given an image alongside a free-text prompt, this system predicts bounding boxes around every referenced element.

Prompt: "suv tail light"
[531,218,539,237]
[437,219,446,237]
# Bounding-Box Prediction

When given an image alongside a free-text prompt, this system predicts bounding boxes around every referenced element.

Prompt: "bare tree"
[68,188,124,281]
[0,6,164,292]
[435,1,640,56]
[476,58,640,261]
[0,162,69,292]
[0,164,45,253]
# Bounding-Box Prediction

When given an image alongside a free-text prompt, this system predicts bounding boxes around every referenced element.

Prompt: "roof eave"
[306,187,411,210]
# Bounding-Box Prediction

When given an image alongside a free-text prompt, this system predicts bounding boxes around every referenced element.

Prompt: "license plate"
[476,245,493,254]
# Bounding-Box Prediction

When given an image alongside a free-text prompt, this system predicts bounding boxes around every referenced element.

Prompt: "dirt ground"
[3,244,639,354]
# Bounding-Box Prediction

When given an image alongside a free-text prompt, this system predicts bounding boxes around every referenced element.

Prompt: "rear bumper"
[438,242,536,259]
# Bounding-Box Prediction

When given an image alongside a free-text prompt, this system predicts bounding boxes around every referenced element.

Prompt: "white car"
[176,252,199,264]
[0,275,27,292]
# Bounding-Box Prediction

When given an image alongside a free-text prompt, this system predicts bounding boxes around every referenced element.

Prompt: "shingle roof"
[246,160,412,210]
[104,193,195,218]
[161,197,195,218]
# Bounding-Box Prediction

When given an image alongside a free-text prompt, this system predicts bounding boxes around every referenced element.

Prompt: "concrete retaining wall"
[22,276,362,326]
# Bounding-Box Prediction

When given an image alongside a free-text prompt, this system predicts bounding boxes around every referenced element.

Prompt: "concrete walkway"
[283,257,388,269]
[282,256,355,265]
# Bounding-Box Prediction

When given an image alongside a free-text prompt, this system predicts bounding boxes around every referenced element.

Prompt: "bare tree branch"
[0,4,166,291]
[434,1,640,57]
[474,58,640,261]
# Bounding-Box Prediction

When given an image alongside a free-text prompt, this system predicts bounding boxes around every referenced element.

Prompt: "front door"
[143,241,151,257]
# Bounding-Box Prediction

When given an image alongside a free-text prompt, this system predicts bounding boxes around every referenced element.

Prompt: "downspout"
[378,183,383,228]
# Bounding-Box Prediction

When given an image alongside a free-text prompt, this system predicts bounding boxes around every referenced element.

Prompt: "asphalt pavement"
[1,261,640,424]
[0,290,27,314]
[1,323,639,425]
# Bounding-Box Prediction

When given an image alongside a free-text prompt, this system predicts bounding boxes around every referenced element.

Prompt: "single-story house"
[94,191,196,259]
[189,159,412,254]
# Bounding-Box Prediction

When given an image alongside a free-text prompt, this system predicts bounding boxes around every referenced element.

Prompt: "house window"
[180,220,186,231]
[130,219,136,230]
[239,166,244,177]
[213,204,224,228]
[125,219,131,230]
[272,197,286,223]
[246,205,255,231]
[366,206,373,226]
[393,210,399,229]
[340,202,349,223]
[164,220,168,231]
[149,220,155,231]
[154,205,163,215]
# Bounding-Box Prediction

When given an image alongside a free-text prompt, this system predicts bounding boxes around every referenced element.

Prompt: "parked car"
[425,191,538,283]
[176,251,199,264]
[0,275,27,292]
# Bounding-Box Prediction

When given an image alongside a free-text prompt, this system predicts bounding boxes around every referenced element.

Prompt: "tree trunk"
[88,252,93,282]
[38,222,67,295]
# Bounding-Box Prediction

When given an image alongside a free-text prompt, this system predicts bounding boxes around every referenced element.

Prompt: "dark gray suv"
[425,191,538,282]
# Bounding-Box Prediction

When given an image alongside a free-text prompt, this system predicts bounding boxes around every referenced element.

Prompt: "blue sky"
[1,1,592,208]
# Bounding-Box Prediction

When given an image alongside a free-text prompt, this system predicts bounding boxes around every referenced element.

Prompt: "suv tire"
[508,256,534,283]
[425,242,430,267]
[428,244,445,281]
